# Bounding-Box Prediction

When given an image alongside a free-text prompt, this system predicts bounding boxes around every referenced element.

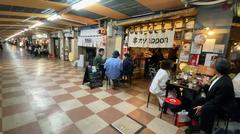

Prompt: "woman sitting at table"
[186,58,236,134]
[149,60,174,107]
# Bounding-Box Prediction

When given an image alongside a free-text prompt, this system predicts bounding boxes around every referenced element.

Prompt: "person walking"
[0,41,3,51]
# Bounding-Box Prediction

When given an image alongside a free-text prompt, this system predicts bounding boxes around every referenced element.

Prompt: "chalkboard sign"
[82,66,103,89]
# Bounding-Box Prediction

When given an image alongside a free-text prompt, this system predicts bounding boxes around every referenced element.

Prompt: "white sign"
[202,39,216,52]
[36,34,48,38]
[204,53,218,67]
[214,44,225,53]
[128,30,175,48]
[190,42,202,54]
[80,29,100,36]
[78,36,101,47]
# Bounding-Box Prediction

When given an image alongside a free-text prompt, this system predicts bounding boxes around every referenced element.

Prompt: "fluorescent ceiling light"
[71,0,100,10]
[30,22,44,29]
[47,14,61,21]
[24,28,29,31]
[6,31,25,40]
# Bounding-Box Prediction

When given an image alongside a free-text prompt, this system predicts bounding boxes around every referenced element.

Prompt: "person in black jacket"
[188,58,235,134]
[122,53,134,83]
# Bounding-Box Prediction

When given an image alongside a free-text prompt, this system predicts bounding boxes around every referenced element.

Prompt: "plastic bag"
[175,110,191,127]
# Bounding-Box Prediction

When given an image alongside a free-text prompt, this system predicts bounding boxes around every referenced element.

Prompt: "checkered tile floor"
[0,45,185,134]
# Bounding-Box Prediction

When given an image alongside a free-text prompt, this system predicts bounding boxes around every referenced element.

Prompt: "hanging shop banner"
[128,30,175,48]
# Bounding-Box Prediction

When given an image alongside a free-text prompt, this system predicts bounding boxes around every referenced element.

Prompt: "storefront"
[50,32,61,59]
[116,6,233,80]
[118,8,196,79]
[32,33,49,47]
[78,27,106,66]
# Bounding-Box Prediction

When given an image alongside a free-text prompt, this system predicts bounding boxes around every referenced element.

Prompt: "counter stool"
[160,97,182,125]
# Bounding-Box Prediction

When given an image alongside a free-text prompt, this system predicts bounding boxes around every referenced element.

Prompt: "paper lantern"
[194,34,207,45]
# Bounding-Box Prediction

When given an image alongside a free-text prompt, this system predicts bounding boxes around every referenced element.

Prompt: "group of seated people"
[149,57,240,134]
[27,43,48,57]
[93,48,134,89]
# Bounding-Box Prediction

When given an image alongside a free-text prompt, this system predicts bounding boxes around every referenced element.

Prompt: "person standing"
[93,48,105,69]
[93,48,105,79]
[122,53,134,83]
[104,50,123,89]
[0,41,3,51]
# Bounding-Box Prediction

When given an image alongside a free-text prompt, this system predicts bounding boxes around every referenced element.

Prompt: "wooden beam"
[40,25,64,30]
[0,32,18,35]
[0,11,49,18]
[0,11,96,25]
[85,3,128,19]
[36,28,56,31]
[137,0,183,11]
[0,0,129,19]
[0,18,38,23]
[61,14,97,25]
[0,24,30,27]
[53,20,82,27]
[0,31,20,33]
[0,0,67,11]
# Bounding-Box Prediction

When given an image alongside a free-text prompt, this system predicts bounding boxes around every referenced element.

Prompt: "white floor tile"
[86,100,110,113]
[140,104,160,117]
[38,112,73,134]
[113,101,137,114]
[30,97,56,110]
[93,91,111,99]
[59,83,76,88]
[58,99,83,111]
[75,115,108,134]
[48,89,67,97]
[2,111,37,131]
[70,90,89,98]
[2,96,28,107]
[114,92,133,100]
[147,118,178,134]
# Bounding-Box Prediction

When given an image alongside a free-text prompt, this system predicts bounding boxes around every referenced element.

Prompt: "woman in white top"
[149,60,174,107]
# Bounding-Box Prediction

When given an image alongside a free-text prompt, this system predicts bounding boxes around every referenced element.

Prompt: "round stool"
[160,97,182,125]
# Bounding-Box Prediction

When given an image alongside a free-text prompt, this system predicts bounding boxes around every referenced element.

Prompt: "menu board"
[82,66,103,89]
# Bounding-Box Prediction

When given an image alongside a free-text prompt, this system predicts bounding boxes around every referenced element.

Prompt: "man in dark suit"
[189,58,235,134]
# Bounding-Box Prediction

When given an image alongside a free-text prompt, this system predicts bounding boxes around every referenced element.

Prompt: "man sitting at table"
[149,60,174,107]
[186,58,235,134]
[104,50,122,89]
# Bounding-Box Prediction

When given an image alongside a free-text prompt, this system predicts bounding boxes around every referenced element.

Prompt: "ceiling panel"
[0,15,31,19]
[0,24,30,27]
[0,11,49,18]
[0,0,67,11]
[0,5,44,14]
[0,18,38,23]
[137,0,183,11]
[70,10,104,20]
[54,20,82,27]
[44,22,67,28]
[49,0,79,4]
[85,3,128,19]
[100,0,152,17]
[0,21,33,25]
